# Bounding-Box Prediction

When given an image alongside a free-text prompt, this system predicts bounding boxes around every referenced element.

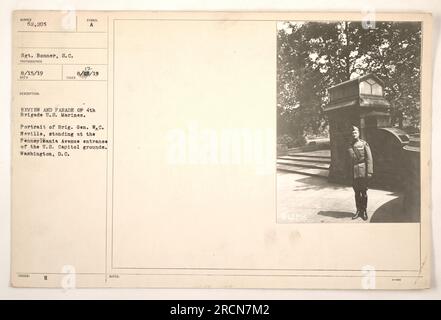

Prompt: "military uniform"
[348,139,373,220]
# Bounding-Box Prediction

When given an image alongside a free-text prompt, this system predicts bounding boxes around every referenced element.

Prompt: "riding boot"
[361,194,368,221]
[352,193,361,219]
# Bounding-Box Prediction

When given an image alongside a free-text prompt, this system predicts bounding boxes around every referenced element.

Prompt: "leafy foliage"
[277,134,307,148]
[277,21,421,139]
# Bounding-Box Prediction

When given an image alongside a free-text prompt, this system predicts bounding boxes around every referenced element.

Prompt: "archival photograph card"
[11,11,432,289]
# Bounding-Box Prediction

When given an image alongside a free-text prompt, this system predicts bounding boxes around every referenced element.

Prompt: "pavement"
[277,171,407,223]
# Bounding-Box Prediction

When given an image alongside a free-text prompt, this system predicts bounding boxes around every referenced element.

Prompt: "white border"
[1,0,440,299]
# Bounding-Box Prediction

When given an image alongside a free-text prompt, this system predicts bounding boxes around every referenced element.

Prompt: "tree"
[277,21,421,140]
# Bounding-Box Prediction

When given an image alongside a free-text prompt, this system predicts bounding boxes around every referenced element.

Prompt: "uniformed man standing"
[348,126,373,221]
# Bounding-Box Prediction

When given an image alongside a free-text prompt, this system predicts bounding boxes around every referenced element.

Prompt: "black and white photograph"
[277,21,422,223]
